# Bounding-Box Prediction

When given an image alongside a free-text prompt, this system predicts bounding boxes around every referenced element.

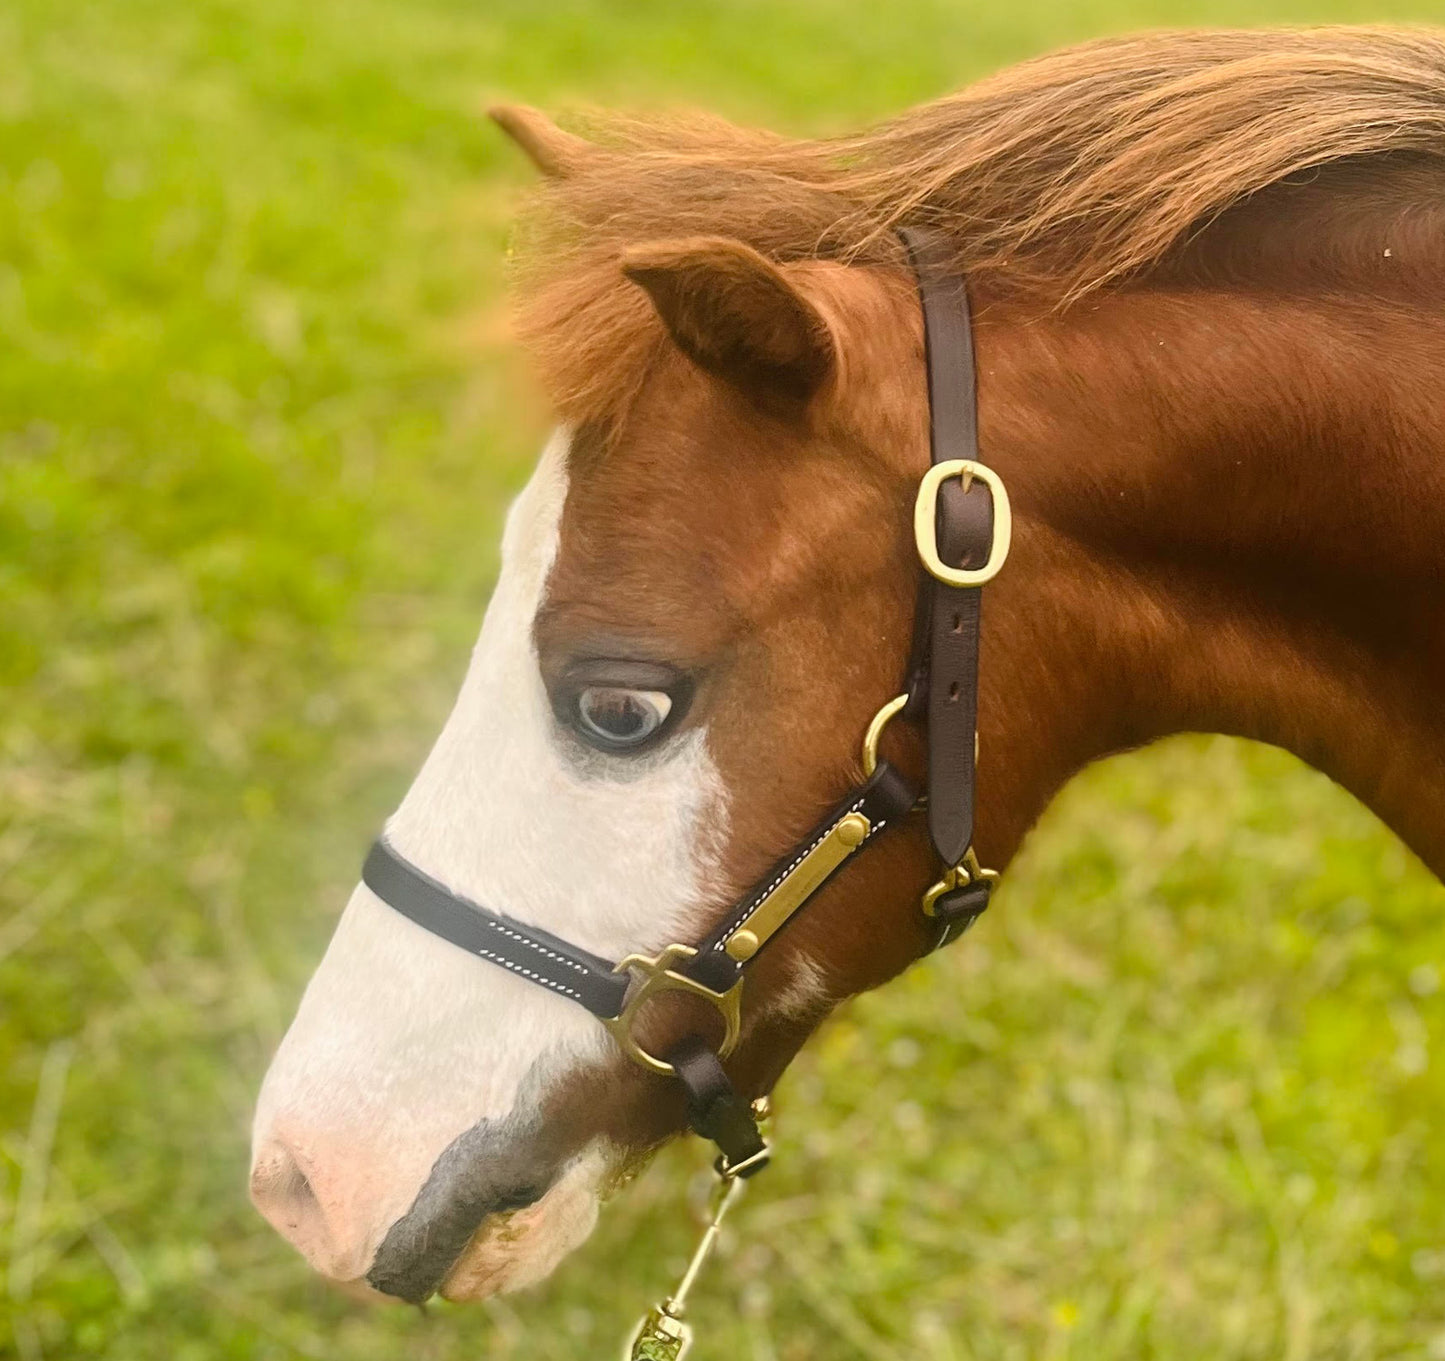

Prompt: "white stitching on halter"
[712,793,873,952]
[466,942,587,1002]
[480,917,593,977]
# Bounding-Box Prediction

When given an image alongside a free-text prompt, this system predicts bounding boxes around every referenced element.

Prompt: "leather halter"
[360,229,1008,1174]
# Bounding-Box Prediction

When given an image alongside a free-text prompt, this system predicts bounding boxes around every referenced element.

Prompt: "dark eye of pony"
[551,660,691,754]
[572,686,674,751]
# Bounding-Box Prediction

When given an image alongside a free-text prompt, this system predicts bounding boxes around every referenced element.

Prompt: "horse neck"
[972,285,1445,879]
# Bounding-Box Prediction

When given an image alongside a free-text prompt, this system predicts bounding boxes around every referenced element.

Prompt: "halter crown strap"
[899,228,994,866]
[898,227,1003,945]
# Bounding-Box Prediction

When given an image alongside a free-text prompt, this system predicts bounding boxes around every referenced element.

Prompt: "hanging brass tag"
[626,1305,692,1361]
[621,1152,756,1361]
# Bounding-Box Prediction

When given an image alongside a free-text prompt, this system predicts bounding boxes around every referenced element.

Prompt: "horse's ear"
[621,237,836,406]
[489,105,592,179]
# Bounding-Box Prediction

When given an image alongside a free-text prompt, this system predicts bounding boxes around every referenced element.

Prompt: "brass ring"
[861,693,908,777]
[604,943,743,1076]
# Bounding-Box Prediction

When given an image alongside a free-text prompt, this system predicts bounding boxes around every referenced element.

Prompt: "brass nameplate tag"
[724,811,870,961]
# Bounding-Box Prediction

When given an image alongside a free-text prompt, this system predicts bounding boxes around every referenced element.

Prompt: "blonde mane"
[513,27,1445,422]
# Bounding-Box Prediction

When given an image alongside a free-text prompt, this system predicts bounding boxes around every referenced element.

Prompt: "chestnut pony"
[252,28,1445,1306]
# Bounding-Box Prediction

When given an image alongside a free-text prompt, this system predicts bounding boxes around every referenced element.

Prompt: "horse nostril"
[250,1139,319,1233]
[249,1135,374,1280]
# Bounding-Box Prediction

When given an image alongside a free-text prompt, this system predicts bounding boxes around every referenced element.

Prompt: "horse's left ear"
[489,105,593,179]
[622,237,836,405]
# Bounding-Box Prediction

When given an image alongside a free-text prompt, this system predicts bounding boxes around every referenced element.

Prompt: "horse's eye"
[572,686,673,751]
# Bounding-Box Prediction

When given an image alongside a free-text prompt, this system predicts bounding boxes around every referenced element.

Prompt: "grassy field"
[4,0,1445,1357]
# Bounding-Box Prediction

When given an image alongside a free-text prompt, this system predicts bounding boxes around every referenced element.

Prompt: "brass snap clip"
[624,1172,746,1360]
[605,944,742,1077]
[921,846,998,917]
[623,1100,773,1361]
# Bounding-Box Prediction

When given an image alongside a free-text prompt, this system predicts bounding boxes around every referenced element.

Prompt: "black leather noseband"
[360,229,1007,1178]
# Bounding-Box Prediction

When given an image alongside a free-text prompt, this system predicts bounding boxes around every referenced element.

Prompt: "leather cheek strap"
[922,480,997,948]
[901,226,997,871]
[926,477,994,867]
[897,225,1000,956]
[683,759,920,995]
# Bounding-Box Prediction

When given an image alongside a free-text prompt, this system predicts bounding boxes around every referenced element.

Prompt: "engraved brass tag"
[625,1306,692,1361]
[723,811,870,961]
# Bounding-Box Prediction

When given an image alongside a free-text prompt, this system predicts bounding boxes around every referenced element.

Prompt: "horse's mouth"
[358,1108,579,1303]
[436,1149,608,1301]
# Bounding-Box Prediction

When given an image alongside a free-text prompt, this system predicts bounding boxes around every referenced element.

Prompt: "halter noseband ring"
[359,227,1009,1173]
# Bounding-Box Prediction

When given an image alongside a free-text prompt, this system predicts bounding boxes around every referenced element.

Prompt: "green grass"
[4,0,1445,1357]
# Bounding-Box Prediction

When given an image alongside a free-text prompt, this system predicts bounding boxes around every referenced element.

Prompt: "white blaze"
[252,430,726,1275]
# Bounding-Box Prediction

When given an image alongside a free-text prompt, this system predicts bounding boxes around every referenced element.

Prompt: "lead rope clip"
[623,1099,771,1361]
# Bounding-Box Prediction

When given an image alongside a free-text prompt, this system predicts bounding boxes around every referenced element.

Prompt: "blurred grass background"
[4,0,1445,1357]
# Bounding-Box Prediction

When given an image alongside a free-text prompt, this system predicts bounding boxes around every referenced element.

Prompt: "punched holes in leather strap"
[900,226,998,870]
[926,476,994,867]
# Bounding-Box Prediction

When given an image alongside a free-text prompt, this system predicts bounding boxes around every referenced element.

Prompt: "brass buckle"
[605,944,742,1077]
[913,459,1012,587]
[921,847,999,917]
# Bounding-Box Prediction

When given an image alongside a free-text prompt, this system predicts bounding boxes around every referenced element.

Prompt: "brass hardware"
[725,928,759,962]
[624,1104,773,1359]
[627,1305,691,1361]
[914,459,1012,587]
[723,812,870,962]
[624,1168,749,1360]
[861,693,908,778]
[606,944,742,1077]
[921,846,999,917]
[716,1141,771,1181]
[837,812,869,848]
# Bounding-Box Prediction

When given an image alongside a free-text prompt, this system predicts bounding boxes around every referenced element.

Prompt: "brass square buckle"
[605,944,742,1077]
[913,459,1012,587]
